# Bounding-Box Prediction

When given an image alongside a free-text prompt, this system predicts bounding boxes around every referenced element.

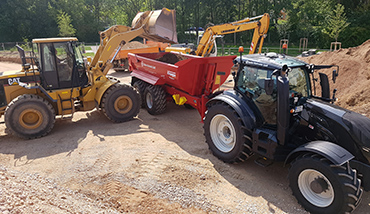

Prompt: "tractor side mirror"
[319,73,330,99]
[265,78,274,95]
[332,69,338,83]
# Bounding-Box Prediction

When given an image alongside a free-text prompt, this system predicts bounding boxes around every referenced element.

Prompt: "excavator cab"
[32,38,88,90]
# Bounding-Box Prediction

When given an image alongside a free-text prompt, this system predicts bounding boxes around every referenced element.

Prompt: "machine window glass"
[237,66,277,124]
[42,44,56,72]
[288,68,309,97]
[54,42,74,82]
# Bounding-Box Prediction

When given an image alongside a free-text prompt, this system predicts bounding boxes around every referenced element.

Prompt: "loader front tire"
[144,85,167,115]
[289,153,363,214]
[5,94,55,139]
[204,102,253,163]
[102,84,140,122]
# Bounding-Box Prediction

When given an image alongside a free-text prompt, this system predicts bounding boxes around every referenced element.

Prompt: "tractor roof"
[32,37,78,44]
[236,53,307,70]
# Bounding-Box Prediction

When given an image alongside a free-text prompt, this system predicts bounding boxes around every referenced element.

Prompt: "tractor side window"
[54,43,73,82]
[237,66,277,124]
[288,68,309,97]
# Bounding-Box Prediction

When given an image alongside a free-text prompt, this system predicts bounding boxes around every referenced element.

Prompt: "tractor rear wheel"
[289,153,363,214]
[101,84,140,122]
[132,80,148,108]
[4,94,55,139]
[144,85,167,115]
[204,102,253,163]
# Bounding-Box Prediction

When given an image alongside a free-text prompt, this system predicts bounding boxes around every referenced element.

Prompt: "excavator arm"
[196,13,270,57]
[89,8,177,75]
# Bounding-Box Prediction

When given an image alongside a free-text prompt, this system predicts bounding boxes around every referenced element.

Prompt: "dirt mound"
[122,41,148,50]
[302,39,370,117]
[156,53,188,64]
[0,51,21,64]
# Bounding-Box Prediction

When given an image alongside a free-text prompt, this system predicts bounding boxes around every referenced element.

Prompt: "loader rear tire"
[4,94,55,139]
[101,84,140,122]
[289,153,363,214]
[144,85,167,115]
[204,102,253,163]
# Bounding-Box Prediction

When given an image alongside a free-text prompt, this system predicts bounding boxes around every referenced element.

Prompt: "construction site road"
[0,62,369,213]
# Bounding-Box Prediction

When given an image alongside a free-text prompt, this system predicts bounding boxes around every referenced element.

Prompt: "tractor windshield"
[236,65,311,124]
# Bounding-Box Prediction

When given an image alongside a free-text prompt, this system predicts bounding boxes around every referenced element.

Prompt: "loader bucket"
[132,8,178,44]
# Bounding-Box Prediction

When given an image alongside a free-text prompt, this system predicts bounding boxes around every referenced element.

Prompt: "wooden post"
[330,42,341,51]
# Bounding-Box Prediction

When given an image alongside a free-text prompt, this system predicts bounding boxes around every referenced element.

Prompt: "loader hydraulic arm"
[89,8,177,75]
[195,13,270,57]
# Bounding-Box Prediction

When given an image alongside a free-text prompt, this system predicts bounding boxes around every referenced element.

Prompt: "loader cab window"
[40,42,75,89]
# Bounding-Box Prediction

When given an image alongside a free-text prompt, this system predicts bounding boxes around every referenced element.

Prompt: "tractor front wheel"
[289,153,363,214]
[4,94,55,139]
[101,84,140,122]
[204,102,253,163]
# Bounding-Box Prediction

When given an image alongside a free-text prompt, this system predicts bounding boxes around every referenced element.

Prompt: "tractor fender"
[207,90,257,130]
[285,141,354,166]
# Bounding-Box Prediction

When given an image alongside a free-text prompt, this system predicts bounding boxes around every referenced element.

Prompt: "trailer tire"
[4,94,55,139]
[289,153,363,214]
[204,102,253,163]
[144,85,167,115]
[132,80,148,108]
[101,84,140,122]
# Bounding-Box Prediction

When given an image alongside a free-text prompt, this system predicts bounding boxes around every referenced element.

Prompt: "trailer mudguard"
[207,90,260,130]
[285,141,354,166]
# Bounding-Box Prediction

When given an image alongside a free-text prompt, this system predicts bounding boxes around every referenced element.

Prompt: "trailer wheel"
[101,84,140,122]
[132,80,148,108]
[144,85,167,115]
[4,94,55,139]
[289,153,363,214]
[204,102,253,163]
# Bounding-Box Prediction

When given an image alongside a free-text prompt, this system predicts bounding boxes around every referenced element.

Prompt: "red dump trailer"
[128,52,236,119]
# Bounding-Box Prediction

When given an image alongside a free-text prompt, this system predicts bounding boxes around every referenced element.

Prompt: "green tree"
[57,11,76,37]
[323,3,350,42]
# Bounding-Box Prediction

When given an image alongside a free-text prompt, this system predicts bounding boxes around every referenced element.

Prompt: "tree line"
[0,0,369,48]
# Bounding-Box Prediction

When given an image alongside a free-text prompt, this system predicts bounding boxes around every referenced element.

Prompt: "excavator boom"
[196,13,270,57]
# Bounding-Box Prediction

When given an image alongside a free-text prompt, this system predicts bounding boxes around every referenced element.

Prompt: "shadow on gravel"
[139,102,369,214]
[0,110,141,165]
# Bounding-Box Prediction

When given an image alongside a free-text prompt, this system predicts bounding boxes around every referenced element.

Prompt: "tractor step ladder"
[58,94,75,119]
[252,128,278,160]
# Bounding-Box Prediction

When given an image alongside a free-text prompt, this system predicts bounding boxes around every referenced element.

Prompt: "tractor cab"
[31,38,88,90]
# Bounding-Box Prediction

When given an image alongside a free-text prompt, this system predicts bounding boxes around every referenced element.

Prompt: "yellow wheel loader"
[0,8,177,139]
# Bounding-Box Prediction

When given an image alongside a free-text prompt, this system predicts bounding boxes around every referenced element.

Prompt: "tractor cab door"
[39,42,78,90]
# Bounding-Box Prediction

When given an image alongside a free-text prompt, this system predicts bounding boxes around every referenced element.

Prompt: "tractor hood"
[305,99,370,162]
[342,111,370,150]
[0,70,40,86]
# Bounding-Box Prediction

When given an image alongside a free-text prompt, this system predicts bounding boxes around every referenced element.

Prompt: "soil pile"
[0,51,21,64]
[156,53,188,64]
[302,39,370,117]
[122,41,148,50]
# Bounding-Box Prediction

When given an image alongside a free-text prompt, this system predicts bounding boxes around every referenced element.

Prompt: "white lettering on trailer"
[141,61,156,70]
[167,71,176,80]
[8,77,21,85]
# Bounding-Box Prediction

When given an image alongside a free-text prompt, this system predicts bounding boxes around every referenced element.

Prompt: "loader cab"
[32,37,88,90]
